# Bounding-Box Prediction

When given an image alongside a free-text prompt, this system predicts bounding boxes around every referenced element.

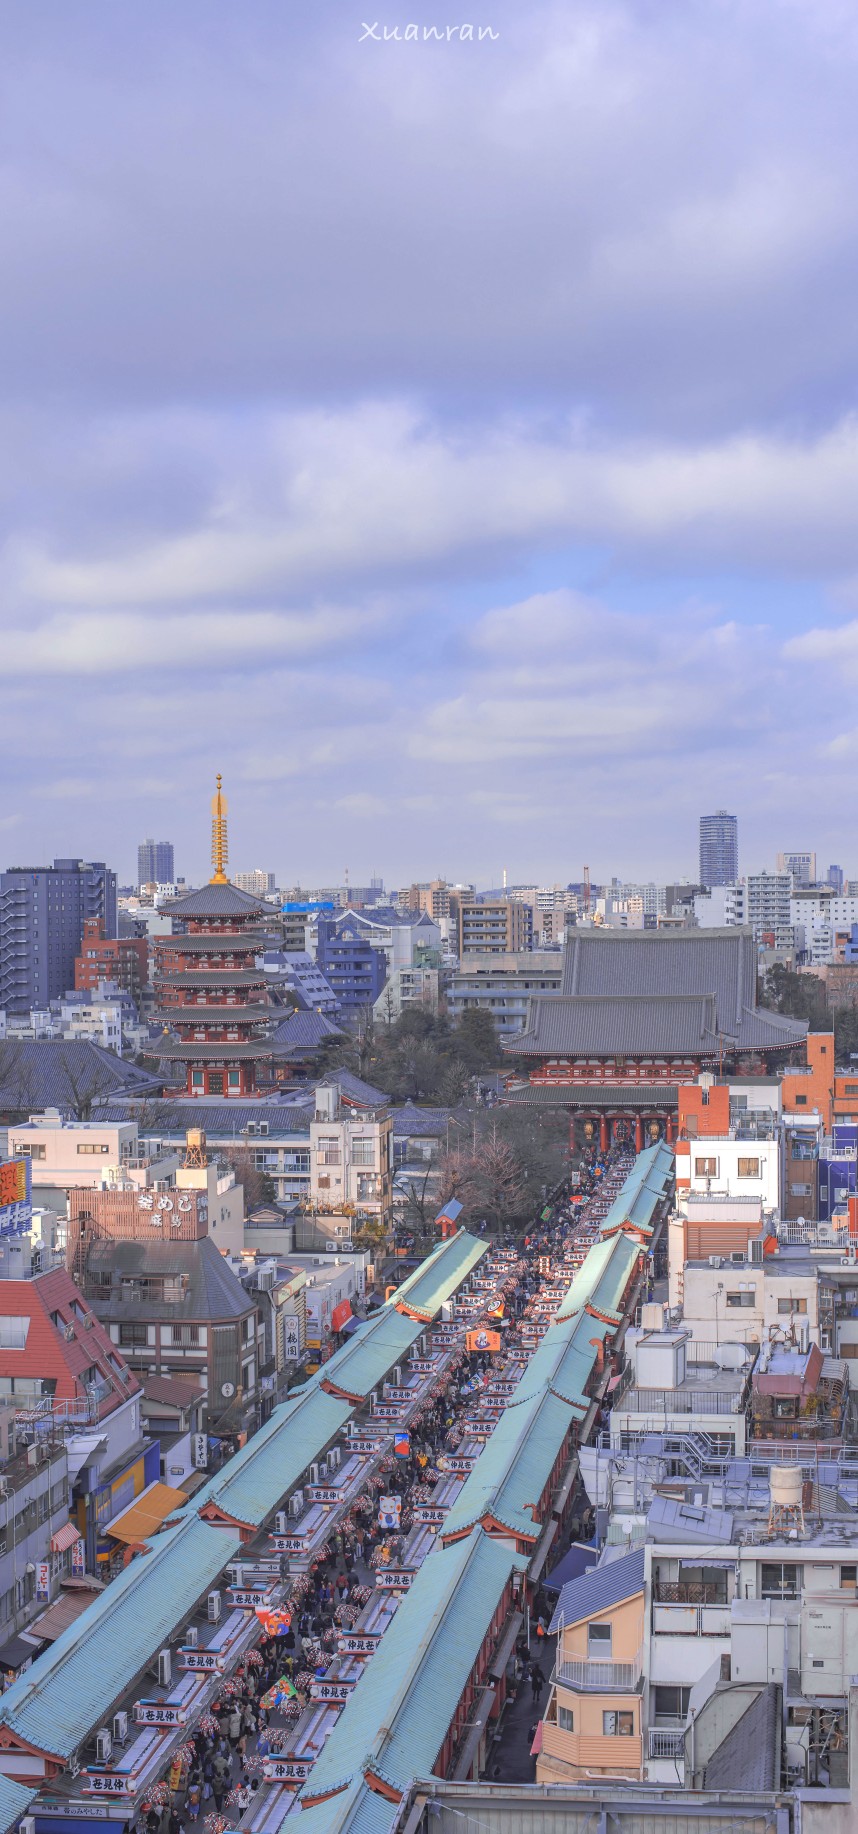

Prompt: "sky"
[3,0,858,889]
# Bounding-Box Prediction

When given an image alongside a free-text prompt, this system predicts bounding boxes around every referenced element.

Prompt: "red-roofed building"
[0,1265,139,1419]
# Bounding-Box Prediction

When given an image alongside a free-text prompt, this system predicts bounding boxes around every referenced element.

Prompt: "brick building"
[74,918,149,1001]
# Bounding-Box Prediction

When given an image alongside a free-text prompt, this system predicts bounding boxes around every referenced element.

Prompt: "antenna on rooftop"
[210,774,229,885]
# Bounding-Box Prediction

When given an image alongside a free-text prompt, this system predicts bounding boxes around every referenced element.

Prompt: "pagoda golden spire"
[210,773,229,884]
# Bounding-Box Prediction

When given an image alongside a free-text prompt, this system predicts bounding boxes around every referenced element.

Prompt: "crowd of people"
[130,1147,635,1827]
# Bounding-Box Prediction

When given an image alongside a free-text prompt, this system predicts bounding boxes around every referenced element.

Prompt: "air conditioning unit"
[730,1252,746,1264]
[207,1592,222,1624]
[226,1564,244,1588]
[112,1712,128,1745]
[392,1366,403,1386]
[27,1446,38,1469]
[19,1819,35,1834]
[185,1626,199,1649]
[287,1491,303,1519]
[275,1510,288,1535]
[440,1302,454,1323]
[749,1238,764,1264]
[309,1462,321,1487]
[257,1268,275,1292]
[157,1650,172,1686]
[95,1728,113,1765]
[708,1255,723,1269]
[327,1446,341,1470]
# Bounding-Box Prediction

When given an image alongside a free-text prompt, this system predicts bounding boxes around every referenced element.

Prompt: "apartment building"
[456,899,530,956]
[308,1084,393,1240]
[447,952,562,1038]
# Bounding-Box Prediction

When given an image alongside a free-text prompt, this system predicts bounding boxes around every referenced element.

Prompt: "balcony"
[652,1602,731,1636]
[554,1649,643,1693]
[648,1726,686,1760]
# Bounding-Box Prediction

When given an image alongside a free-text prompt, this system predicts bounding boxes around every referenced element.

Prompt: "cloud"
[0,603,383,676]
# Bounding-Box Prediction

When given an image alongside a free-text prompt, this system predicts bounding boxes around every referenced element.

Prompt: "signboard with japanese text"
[0,1157,31,1237]
[305,1485,341,1505]
[337,1631,382,1656]
[431,1331,457,1348]
[281,1315,301,1362]
[271,1534,311,1555]
[309,1678,356,1702]
[262,1758,312,1785]
[71,1536,86,1577]
[412,1506,447,1526]
[82,1776,133,1797]
[35,1561,50,1601]
[375,1567,415,1591]
[407,1359,436,1376]
[347,1438,382,1455]
[180,1647,226,1672]
[191,1433,208,1470]
[371,1403,407,1421]
[135,1701,187,1727]
[440,1454,477,1474]
[228,1586,274,1610]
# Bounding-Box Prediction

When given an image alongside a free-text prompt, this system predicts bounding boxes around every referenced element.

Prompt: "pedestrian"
[531,1664,545,1705]
[228,1707,241,1746]
[186,1786,201,1825]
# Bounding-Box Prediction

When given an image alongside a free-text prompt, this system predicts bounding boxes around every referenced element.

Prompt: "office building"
[699,810,738,887]
[137,839,174,889]
[777,850,817,886]
[0,860,117,1015]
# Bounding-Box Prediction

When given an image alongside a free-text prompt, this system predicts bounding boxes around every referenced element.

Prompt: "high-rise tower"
[699,811,738,888]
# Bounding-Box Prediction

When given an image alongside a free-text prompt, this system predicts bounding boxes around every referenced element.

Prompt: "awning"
[30,1588,102,1642]
[106,1481,187,1545]
[51,1520,83,1554]
[0,1634,41,1672]
[178,1469,209,1497]
[450,1683,497,1782]
[488,1609,523,1683]
[342,1315,363,1336]
[530,1722,543,1757]
[332,1299,353,1333]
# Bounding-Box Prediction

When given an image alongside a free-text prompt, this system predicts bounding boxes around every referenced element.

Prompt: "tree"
[225,1146,276,1209]
[454,1008,501,1073]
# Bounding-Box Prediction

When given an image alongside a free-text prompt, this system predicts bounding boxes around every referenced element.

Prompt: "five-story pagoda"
[153,776,274,1097]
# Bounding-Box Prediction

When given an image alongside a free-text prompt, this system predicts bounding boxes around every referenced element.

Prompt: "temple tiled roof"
[160,883,268,917]
[505,927,807,1059]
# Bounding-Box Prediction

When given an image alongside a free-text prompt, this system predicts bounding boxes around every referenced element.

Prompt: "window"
[761,1562,799,1598]
[603,1711,634,1737]
[192,1071,205,1089]
[778,1298,808,1315]
[790,1181,813,1196]
[737,1156,760,1178]
[654,1686,690,1722]
[588,1622,612,1654]
[558,1706,574,1732]
[77,1143,109,1156]
[350,1138,376,1167]
[773,1397,799,1418]
[0,1318,28,1349]
[119,1322,148,1347]
[795,1095,808,1106]
[840,1566,857,1591]
[228,1071,241,1088]
[19,1143,45,1160]
[171,1324,200,1347]
[694,1157,718,1177]
[726,1291,755,1308]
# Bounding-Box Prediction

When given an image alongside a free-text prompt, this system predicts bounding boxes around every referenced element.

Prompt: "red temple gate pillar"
[599,1116,609,1155]
[634,1115,643,1154]
[666,1113,675,1144]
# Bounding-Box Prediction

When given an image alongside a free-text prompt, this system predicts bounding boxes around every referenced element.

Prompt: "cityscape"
[3,5,857,1834]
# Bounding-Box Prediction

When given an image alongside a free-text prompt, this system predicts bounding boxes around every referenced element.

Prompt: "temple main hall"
[503,926,807,1152]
